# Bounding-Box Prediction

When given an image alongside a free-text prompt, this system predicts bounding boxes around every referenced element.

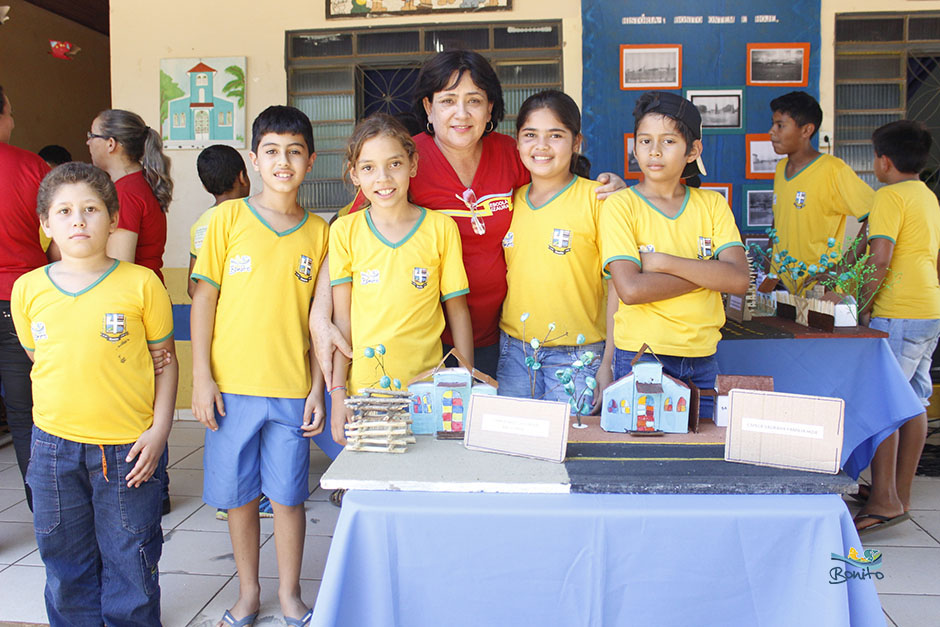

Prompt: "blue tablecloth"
[716,337,922,478]
[312,491,883,627]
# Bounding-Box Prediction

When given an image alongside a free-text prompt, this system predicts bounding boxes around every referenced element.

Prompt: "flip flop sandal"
[221,609,258,627]
[285,608,313,627]
[848,483,870,505]
[855,511,911,536]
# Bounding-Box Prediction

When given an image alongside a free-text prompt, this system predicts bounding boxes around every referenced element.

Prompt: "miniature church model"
[601,361,691,434]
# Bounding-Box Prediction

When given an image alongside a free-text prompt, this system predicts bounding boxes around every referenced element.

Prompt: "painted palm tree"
[223,65,245,109]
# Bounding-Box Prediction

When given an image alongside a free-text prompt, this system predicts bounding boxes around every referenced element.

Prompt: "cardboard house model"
[408,367,497,435]
[601,361,691,434]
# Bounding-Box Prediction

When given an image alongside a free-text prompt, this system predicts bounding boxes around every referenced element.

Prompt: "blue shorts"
[202,393,310,508]
[870,317,940,406]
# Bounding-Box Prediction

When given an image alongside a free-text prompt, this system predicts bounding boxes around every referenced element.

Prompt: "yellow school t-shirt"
[329,208,469,393]
[868,179,940,319]
[11,261,174,444]
[501,176,605,345]
[190,206,217,257]
[191,199,329,398]
[600,186,744,357]
[772,154,874,291]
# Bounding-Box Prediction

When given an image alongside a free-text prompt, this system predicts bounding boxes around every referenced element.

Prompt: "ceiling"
[24,0,109,36]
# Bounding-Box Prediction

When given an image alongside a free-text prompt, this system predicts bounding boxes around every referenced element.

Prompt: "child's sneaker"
[215,494,275,520]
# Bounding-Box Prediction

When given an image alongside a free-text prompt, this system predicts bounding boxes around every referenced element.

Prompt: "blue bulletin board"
[581,0,821,234]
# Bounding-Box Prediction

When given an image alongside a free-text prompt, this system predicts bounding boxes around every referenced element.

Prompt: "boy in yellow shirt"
[191,106,328,626]
[769,92,873,291]
[855,121,940,535]
[12,162,177,624]
[600,92,749,418]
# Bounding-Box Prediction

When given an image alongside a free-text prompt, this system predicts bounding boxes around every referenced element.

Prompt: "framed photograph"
[745,133,784,179]
[744,186,775,229]
[744,235,771,252]
[746,43,810,87]
[623,133,643,179]
[702,183,733,208]
[328,0,511,18]
[620,44,682,90]
[684,87,745,134]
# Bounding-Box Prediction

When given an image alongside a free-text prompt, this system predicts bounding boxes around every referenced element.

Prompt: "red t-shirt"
[115,171,167,283]
[0,142,50,300]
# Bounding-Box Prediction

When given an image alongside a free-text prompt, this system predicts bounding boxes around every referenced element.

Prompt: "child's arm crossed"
[639,246,750,295]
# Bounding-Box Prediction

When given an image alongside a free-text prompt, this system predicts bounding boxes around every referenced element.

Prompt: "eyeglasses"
[455,188,486,235]
[86,131,109,141]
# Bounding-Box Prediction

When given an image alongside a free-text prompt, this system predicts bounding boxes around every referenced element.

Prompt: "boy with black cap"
[599,92,750,418]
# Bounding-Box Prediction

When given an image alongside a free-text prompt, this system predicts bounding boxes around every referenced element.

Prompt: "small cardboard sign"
[724,389,844,474]
[464,394,570,463]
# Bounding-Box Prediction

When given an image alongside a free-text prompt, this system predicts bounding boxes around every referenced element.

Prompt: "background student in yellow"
[600,92,749,418]
[12,162,177,625]
[768,91,874,292]
[498,90,606,406]
[187,145,251,299]
[190,106,328,627]
[329,114,471,445]
[854,120,940,535]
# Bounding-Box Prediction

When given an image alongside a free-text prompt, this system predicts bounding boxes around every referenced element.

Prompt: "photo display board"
[582,0,821,235]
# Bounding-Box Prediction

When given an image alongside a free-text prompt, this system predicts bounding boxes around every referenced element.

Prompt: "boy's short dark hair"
[197,145,248,195]
[37,162,119,219]
[872,120,932,174]
[769,91,823,137]
[251,106,315,155]
[38,145,72,166]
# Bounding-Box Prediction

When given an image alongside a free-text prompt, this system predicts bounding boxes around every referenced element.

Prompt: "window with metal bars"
[286,22,563,213]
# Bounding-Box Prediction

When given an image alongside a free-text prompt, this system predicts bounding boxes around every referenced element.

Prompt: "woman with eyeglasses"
[87,109,173,283]
[313,50,625,380]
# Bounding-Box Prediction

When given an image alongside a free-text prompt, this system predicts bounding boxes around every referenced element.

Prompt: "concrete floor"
[0,412,938,626]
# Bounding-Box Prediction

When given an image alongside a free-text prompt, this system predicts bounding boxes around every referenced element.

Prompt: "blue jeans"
[870,317,940,406]
[27,427,163,626]
[1,301,34,509]
[613,349,719,419]
[497,330,604,405]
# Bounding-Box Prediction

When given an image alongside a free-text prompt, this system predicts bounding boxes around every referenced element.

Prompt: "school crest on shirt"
[229,255,251,275]
[548,229,572,255]
[100,313,128,342]
[361,269,380,285]
[638,244,655,253]
[698,236,713,260]
[502,231,514,248]
[193,225,208,251]
[412,267,429,289]
[294,255,313,283]
[794,191,806,210]
[30,321,47,342]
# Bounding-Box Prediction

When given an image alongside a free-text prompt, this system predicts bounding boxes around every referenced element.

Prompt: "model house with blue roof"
[601,361,691,434]
[168,62,235,142]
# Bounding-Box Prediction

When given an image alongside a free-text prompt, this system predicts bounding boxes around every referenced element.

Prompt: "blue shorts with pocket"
[202,393,310,508]
[870,317,940,406]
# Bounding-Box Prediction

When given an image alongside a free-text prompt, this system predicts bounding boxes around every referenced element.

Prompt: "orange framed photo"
[702,183,733,209]
[745,133,784,179]
[623,133,643,179]
[620,44,682,90]
[746,43,810,87]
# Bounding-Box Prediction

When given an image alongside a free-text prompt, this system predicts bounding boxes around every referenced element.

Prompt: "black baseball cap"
[633,91,707,178]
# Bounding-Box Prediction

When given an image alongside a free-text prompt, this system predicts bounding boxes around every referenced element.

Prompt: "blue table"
[716,337,923,478]
[312,491,883,627]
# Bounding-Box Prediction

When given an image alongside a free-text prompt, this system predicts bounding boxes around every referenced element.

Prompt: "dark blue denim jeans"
[1,300,34,509]
[613,349,719,419]
[27,426,163,626]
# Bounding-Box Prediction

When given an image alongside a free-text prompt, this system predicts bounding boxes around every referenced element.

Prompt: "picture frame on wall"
[684,87,745,134]
[327,0,511,18]
[745,235,772,252]
[701,183,733,209]
[745,133,784,179]
[744,186,775,229]
[746,43,810,87]
[620,44,682,90]
[623,133,643,179]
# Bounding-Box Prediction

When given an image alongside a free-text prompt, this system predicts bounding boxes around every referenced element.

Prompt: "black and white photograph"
[746,134,784,178]
[747,43,809,86]
[620,44,682,90]
[746,189,775,228]
[701,183,732,207]
[686,88,744,132]
[745,236,771,252]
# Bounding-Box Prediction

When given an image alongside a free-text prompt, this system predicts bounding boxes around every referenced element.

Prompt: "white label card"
[480,413,550,439]
[741,417,823,439]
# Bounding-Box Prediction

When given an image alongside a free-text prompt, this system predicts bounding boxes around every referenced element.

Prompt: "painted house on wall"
[601,361,691,434]
[168,62,234,142]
